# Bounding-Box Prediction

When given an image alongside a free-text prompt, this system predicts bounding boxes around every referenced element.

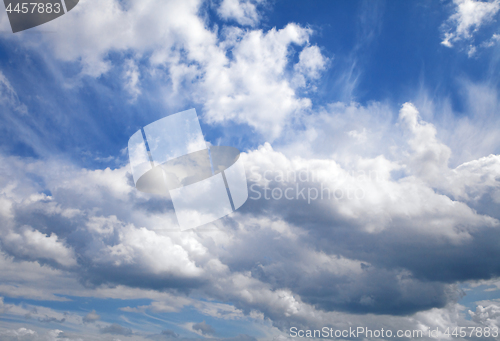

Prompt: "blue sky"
[1,0,500,340]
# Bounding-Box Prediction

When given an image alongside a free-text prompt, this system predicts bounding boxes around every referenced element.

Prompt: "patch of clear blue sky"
[268,0,498,110]
[459,284,500,320]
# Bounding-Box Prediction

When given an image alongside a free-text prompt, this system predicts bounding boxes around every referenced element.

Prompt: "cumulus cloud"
[441,0,500,54]
[199,24,318,138]
[399,102,452,185]
[0,328,39,341]
[5,0,326,139]
[35,0,214,77]
[0,99,498,335]
[217,0,264,26]
[469,304,500,326]
[2,226,77,268]
[292,45,328,88]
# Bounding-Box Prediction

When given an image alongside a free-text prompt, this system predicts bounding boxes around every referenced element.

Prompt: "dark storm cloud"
[0,190,205,293]
[0,136,499,334]
[1,165,497,319]
[78,264,206,293]
[213,171,500,316]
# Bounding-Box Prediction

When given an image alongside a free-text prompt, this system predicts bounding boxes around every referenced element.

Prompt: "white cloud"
[292,45,328,88]
[481,32,500,46]
[3,227,77,267]
[194,301,246,320]
[423,81,500,167]
[0,250,77,301]
[6,0,326,140]
[31,0,214,78]
[217,0,263,26]
[123,59,141,102]
[244,140,497,240]
[347,128,368,144]
[103,224,204,276]
[441,0,500,53]
[199,24,317,138]
[0,328,39,341]
[0,299,85,330]
[0,71,27,114]
[295,45,327,78]
[445,154,500,202]
[399,102,452,185]
[86,215,121,235]
[469,304,500,326]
